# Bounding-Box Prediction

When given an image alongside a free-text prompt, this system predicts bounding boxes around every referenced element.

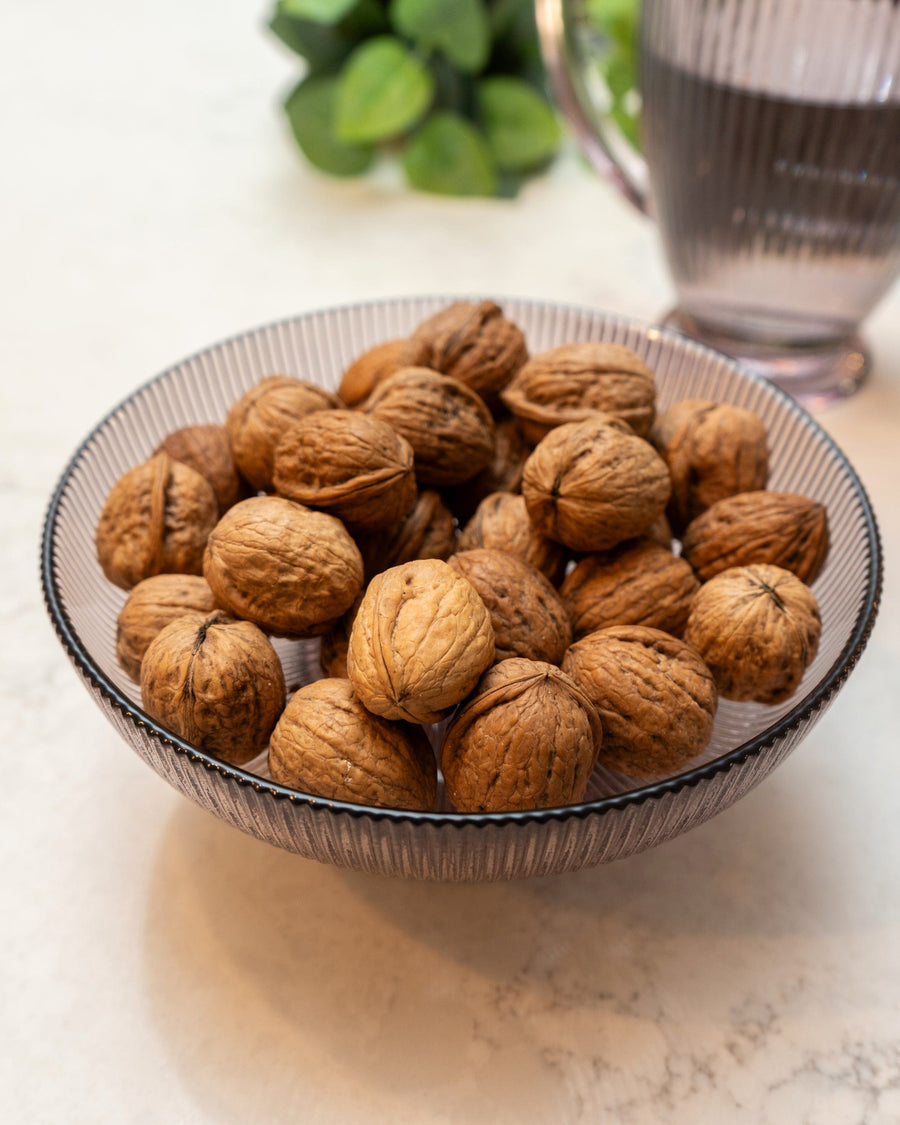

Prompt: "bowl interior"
[44,296,880,814]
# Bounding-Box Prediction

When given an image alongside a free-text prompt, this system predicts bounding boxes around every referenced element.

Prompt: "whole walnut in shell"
[522,415,671,552]
[116,573,217,681]
[441,416,530,523]
[448,548,572,665]
[682,490,829,584]
[562,625,717,778]
[347,558,495,724]
[140,610,286,765]
[225,375,341,491]
[96,452,219,590]
[155,423,247,513]
[337,338,409,407]
[441,658,602,813]
[273,409,416,532]
[560,538,699,640]
[203,495,363,637]
[268,678,437,811]
[357,489,457,580]
[652,399,768,533]
[364,367,495,486]
[502,342,656,442]
[403,300,528,406]
[459,492,567,585]
[683,564,821,704]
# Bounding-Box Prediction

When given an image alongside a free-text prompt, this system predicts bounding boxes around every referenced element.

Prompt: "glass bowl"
[41,297,882,880]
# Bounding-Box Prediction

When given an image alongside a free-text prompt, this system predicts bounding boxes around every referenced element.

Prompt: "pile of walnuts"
[97,300,828,814]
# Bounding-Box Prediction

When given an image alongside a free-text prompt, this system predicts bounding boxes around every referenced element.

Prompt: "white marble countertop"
[3,2,900,1122]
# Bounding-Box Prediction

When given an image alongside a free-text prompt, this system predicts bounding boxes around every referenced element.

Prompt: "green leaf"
[403,112,498,196]
[586,0,639,48]
[475,77,560,171]
[284,75,375,176]
[278,0,358,23]
[269,2,389,68]
[335,36,435,143]
[390,0,490,74]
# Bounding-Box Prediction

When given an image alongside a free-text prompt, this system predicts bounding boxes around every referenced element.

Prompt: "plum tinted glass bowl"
[41,297,882,881]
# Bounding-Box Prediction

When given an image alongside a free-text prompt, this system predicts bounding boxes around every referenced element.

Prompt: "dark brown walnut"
[272,409,416,532]
[364,367,495,486]
[562,625,717,778]
[268,678,437,811]
[203,495,363,637]
[682,490,830,584]
[652,398,769,533]
[683,563,821,704]
[560,538,700,640]
[356,489,457,581]
[318,592,363,679]
[337,338,409,407]
[96,453,219,590]
[459,491,567,585]
[441,658,602,813]
[140,610,286,765]
[155,424,247,513]
[116,573,217,681]
[645,512,675,550]
[402,300,528,407]
[522,414,672,553]
[447,549,572,665]
[225,375,341,491]
[441,417,530,523]
[502,341,657,442]
[347,558,495,724]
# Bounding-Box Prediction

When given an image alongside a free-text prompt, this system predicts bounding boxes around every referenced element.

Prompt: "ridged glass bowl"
[41,297,882,880]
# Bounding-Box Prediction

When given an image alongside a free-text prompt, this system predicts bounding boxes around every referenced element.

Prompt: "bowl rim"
[40,295,884,827]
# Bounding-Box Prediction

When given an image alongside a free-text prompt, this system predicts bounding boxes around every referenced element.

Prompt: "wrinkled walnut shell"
[459,491,567,585]
[337,338,409,407]
[682,490,829,584]
[268,678,437,811]
[116,573,217,681]
[96,453,219,590]
[441,417,530,523]
[203,495,363,637]
[522,415,672,552]
[347,558,495,724]
[140,610,286,765]
[155,424,247,513]
[357,489,457,581]
[447,548,572,664]
[502,342,656,442]
[562,625,717,778]
[683,564,821,704]
[441,658,602,813]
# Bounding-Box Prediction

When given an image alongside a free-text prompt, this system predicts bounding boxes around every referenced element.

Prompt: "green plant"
[586,0,640,150]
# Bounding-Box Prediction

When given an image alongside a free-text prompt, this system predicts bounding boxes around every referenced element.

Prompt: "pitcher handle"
[535,0,652,216]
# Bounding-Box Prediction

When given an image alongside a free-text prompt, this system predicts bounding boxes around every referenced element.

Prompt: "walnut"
[652,399,768,533]
[225,375,341,491]
[403,300,528,407]
[346,558,494,724]
[562,625,717,777]
[560,538,700,640]
[441,417,530,523]
[440,658,602,812]
[268,678,437,810]
[501,342,656,442]
[203,495,363,637]
[155,423,247,513]
[683,564,821,704]
[521,415,671,552]
[364,367,495,486]
[356,489,457,580]
[458,492,567,585]
[272,409,416,532]
[682,490,829,584]
[318,591,363,679]
[140,610,286,765]
[116,573,217,681]
[96,452,219,590]
[447,548,572,664]
[337,338,409,407]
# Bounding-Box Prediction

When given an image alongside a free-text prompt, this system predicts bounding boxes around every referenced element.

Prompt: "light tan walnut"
[155,424,247,514]
[357,489,457,581]
[140,610,286,765]
[562,625,717,778]
[347,558,495,724]
[459,491,567,585]
[268,678,437,811]
[337,338,409,407]
[116,573,217,681]
[683,563,821,704]
[203,495,363,637]
[441,658,602,812]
